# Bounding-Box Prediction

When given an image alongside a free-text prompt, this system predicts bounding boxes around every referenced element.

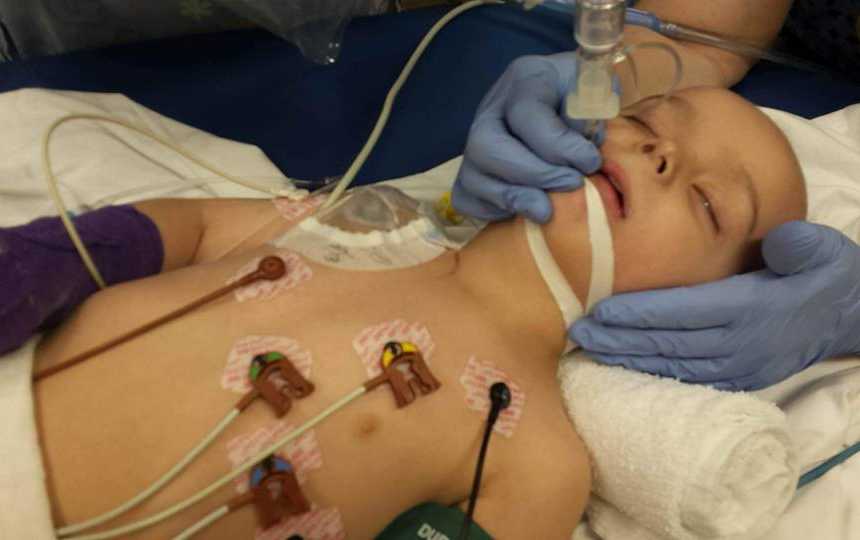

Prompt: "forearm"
[618,0,792,101]
[618,26,752,103]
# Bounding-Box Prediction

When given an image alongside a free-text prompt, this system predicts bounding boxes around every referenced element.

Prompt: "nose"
[639,138,677,184]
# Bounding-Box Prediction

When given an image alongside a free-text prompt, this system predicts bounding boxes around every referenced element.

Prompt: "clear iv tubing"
[653,20,828,74]
[533,1,827,74]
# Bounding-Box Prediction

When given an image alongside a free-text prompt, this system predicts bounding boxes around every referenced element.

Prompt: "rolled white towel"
[559,352,799,540]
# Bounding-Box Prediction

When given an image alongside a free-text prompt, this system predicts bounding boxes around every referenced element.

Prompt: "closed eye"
[693,185,720,233]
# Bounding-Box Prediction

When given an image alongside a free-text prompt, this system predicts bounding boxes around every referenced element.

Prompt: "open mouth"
[600,160,629,218]
[604,172,625,215]
[590,166,627,220]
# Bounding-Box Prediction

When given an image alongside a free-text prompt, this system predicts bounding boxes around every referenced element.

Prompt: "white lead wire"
[171,505,230,540]
[50,1,499,537]
[56,408,241,536]
[321,0,502,210]
[64,386,366,540]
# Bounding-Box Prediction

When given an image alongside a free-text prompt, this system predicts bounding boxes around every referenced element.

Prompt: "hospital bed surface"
[0,5,858,186]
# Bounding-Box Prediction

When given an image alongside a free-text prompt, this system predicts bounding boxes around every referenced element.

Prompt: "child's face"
[546,87,807,294]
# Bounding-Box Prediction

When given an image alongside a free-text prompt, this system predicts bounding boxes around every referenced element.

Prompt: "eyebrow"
[668,94,695,123]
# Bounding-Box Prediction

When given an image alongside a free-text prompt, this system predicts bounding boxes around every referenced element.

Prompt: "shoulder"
[193,197,293,262]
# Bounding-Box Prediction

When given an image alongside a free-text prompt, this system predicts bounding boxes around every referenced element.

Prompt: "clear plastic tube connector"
[574,0,625,53]
[566,0,624,121]
[566,52,619,120]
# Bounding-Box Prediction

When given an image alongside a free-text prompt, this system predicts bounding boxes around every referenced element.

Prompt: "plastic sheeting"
[0,0,388,64]
[215,0,389,64]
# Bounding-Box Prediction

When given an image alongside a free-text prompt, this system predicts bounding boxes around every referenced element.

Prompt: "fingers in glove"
[570,318,732,358]
[585,351,734,383]
[710,376,767,392]
[467,116,588,192]
[450,178,512,222]
[506,75,602,172]
[588,277,758,330]
[764,220,848,275]
[455,160,553,223]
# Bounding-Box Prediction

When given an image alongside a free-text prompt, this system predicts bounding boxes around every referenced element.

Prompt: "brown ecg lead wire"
[32,255,287,382]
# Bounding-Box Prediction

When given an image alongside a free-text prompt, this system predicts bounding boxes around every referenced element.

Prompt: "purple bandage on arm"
[0,205,164,355]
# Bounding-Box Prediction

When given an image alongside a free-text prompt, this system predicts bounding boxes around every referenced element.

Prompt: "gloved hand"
[0,205,163,355]
[453,53,608,223]
[570,221,860,391]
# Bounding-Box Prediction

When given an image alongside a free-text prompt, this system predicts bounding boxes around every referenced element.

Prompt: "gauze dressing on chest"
[270,185,476,271]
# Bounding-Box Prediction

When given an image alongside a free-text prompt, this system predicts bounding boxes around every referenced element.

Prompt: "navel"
[354,413,382,440]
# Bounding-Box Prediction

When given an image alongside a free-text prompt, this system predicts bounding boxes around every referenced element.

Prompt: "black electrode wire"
[459,382,511,540]
[460,410,496,540]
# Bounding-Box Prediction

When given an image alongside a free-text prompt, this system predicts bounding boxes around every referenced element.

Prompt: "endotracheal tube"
[565,0,624,125]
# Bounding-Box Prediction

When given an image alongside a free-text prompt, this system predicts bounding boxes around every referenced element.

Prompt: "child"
[26,87,805,539]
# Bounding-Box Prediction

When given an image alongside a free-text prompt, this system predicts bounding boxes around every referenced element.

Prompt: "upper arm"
[132,197,287,270]
[132,198,206,272]
[193,198,288,263]
[622,0,793,91]
[465,440,592,539]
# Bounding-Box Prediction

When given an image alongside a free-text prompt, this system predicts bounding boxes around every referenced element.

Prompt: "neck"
[452,218,588,362]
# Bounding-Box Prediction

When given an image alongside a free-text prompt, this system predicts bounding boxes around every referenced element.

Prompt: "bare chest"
[34,248,570,538]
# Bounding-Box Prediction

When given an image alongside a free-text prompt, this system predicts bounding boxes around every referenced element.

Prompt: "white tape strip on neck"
[524,178,615,351]
[583,178,615,311]
[525,219,584,328]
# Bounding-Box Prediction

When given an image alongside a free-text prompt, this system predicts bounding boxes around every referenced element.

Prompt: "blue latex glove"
[453,53,607,223]
[570,221,860,391]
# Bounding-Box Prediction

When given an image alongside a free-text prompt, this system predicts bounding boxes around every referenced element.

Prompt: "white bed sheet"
[0,88,290,228]
[753,105,860,540]
[1,88,858,540]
